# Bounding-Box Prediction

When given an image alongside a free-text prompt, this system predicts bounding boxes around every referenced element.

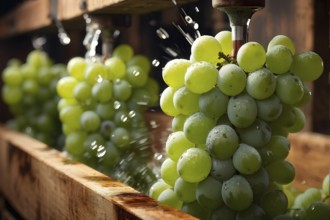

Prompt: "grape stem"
[217,51,236,70]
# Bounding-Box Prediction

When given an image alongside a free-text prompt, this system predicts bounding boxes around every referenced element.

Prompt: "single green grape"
[110,127,131,150]
[171,114,188,132]
[2,66,23,86]
[100,141,121,169]
[173,86,200,116]
[322,174,330,196]
[276,73,304,105]
[84,63,108,85]
[232,143,262,175]
[236,119,272,148]
[190,35,222,67]
[290,51,324,81]
[236,204,267,220]
[258,135,290,166]
[183,112,215,144]
[161,158,179,186]
[127,54,151,73]
[160,87,179,116]
[177,148,212,183]
[256,94,283,122]
[73,81,92,102]
[215,30,232,55]
[285,107,306,133]
[22,79,39,95]
[267,35,295,55]
[217,63,247,96]
[165,131,194,162]
[242,167,269,197]
[104,57,126,79]
[149,180,171,200]
[95,102,115,120]
[65,131,87,156]
[80,111,101,132]
[184,61,218,94]
[60,105,83,130]
[246,68,276,100]
[181,201,211,220]
[265,160,295,185]
[162,58,192,89]
[221,175,253,211]
[206,124,239,160]
[174,177,197,203]
[266,45,293,74]
[259,189,288,218]
[113,44,134,62]
[56,76,78,99]
[91,80,113,103]
[210,158,236,182]
[196,176,223,210]
[125,65,148,88]
[67,57,87,80]
[306,201,330,220]
[2,85,23,105]
[227,93,257,128]
[292,188,322,210]
[199,87,229,121]
[113,79,132,101]
[237,42,266,73]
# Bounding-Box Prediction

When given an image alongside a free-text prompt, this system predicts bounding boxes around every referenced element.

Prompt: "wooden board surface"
[0,0,51,40]
[0,0,197,39]
[288,132,330,190]
[0,125,196,220]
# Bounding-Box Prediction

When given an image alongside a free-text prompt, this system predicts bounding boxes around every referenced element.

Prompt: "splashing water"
[156,28,170,40]
[152,59,160,67]
[172,22,194,45]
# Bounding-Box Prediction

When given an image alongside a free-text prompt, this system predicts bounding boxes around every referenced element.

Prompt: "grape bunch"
[56,44,160,193]
[283,174,330,220]
[1,50,66,148]
[150,31,328,219]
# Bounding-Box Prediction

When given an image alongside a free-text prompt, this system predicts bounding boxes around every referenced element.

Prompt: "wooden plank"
[288,132,330,190]
[0,0,197,39]
[58,0,197,20]
[0,125,196,220]
[0,0,51,39]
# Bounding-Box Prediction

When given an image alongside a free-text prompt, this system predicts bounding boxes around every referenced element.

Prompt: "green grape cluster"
[56,44,160,193]
[283,174,330,220]
[1,50,66,148]
[151,32,327,219]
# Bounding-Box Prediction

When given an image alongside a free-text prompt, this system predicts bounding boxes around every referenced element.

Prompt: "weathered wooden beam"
[0,125,196,220]
[288,132,330,190]
[0,0,196,39]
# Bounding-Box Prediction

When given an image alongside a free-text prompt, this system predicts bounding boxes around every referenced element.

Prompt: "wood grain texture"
[0,0,197,39]
[0,0,51,39]
[0,126,196,220]
[287,132,330,190]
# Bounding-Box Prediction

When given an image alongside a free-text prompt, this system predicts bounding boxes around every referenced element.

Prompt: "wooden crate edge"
[0,125,196,220]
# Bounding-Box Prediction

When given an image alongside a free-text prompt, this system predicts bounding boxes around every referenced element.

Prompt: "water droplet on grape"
[97,145,106,158]
[133,70,140,77]
[114,101,121,109]
[152,59,160,67]
[128,111,136,118]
